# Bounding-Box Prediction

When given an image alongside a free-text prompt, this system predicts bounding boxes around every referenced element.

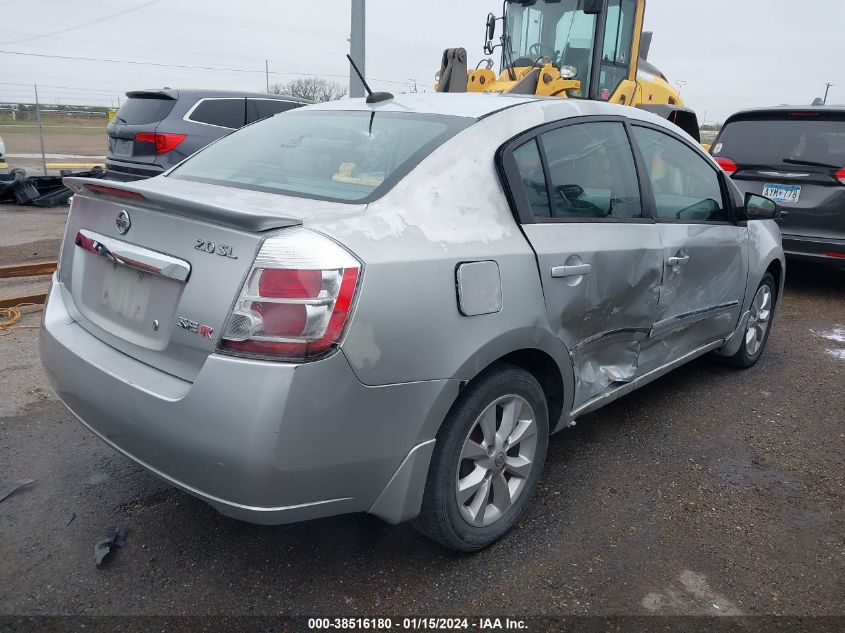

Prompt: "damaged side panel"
[521,223,663,408]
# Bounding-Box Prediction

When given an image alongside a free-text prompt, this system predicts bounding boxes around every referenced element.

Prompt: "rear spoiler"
[63,177,303,233]
[125,89,179,100]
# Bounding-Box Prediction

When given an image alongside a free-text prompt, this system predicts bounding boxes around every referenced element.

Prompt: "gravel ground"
[0,207,842,619]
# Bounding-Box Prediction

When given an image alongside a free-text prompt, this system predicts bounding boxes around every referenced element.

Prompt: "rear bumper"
[105,159,165,182]
[782,233,845,265]
[40,278,457,525]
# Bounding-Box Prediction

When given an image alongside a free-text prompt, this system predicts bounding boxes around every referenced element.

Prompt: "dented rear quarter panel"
[309,107,573,398]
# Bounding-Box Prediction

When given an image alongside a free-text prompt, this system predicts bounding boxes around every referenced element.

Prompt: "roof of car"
[724,104,845,119]
[125,88,310,103]
[302,92,661,123]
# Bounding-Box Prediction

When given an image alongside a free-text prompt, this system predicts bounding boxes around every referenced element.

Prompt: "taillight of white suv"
[219,227,361,362]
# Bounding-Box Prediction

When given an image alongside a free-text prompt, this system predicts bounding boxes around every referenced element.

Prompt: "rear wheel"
[414,364,549,552]
[727,273,776,368]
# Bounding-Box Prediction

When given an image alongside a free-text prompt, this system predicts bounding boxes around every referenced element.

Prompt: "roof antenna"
[347,54,393,104]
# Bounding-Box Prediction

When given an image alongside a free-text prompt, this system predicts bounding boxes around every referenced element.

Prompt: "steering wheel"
[528,43,557,63]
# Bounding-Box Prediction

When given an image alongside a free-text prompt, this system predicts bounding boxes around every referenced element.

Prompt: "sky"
[0,0,842,123]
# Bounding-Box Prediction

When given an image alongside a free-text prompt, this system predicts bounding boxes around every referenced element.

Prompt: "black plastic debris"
[0,479,35,504]
[94,526,128,568]
[0,167,104,208]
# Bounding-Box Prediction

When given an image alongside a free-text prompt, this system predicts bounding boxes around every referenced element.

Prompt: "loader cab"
[500,0,640,101]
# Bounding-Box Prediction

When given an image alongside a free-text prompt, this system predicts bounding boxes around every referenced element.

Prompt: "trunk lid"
[58,178,365,381]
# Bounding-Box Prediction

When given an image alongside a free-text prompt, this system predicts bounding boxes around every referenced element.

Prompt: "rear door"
[711,111,845,240]
[107,90,178,165]
[630,124,748,362]
[501,117,662,410]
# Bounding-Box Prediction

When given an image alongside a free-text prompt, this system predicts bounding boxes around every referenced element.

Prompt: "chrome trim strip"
[570,339,725,419]
[74,229,191,282]
[570,327,651,352]
[650,301,739,338]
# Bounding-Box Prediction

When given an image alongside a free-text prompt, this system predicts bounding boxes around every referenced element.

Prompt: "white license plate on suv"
[762,183,801,204]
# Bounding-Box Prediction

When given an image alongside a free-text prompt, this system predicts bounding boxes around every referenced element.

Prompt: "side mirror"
[583,0,607,15]
[484,13,497,54]
[744,193,780,220]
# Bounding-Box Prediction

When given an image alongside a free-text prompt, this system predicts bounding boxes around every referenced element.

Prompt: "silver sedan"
[41,93,784,551]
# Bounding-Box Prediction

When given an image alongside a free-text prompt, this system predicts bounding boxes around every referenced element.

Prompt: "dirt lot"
[1,129,106,174]
[0,205,842,623]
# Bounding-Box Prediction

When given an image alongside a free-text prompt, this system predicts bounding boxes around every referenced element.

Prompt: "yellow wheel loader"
[436,0,700,141]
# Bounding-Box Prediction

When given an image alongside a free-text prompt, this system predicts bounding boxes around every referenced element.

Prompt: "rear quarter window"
[115,97,176,125]
[168,110,473,203]
[247,99,301,123]
[187,98,246,129]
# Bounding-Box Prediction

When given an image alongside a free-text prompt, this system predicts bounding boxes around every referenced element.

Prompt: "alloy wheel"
[745,284,772,356]
[455,395,538,527]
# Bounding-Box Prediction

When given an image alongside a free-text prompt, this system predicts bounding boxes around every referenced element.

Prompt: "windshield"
[504,0,597,96]
[169,110,472,203]
[713,115,845,168]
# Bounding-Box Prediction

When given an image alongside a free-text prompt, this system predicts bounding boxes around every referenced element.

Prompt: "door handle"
[551,263,592,278]
[667,255,690,267]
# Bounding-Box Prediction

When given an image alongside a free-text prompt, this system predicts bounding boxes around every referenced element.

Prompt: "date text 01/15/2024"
[307,617,528,630]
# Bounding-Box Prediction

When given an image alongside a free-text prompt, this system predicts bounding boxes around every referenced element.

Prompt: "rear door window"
[246,99,301,123]
[632,125,727,222]
[713,115,845,168]
[115,97,175,125]
[539,121,642,219]
[187,98,246,129]
[169,110,472,203]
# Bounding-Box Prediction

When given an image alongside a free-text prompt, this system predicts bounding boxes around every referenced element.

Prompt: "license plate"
[100,263,152,323]
[114,138,133,156]
[762,183,801,204]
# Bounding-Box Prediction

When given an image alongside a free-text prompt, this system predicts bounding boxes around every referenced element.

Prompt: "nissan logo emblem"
[116,210,131,235]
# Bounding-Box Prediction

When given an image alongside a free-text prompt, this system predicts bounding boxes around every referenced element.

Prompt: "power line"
[0,49,416,86]
[0,0,163,45]
[0,81,116,94]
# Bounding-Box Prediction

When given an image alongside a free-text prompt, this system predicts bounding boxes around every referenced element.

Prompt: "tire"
[726,272,776,368]
[413,363,549,552]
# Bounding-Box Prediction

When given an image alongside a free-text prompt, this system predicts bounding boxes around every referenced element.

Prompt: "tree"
[269,77,347,102]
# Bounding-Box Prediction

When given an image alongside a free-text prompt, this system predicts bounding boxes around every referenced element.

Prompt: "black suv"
[711,106,845,265]
[106,89,308,181]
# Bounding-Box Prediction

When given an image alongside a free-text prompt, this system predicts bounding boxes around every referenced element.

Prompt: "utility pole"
[33,83,47,175]
[349,0,366,98]
[823,82,833,104]
[265,59,270,93]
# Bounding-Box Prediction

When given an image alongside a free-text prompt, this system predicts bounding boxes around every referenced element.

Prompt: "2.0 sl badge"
[194,239,237,259]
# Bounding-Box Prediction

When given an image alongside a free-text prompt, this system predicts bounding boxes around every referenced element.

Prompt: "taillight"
[85,183,145,200]
[715,157,738,175]
[219,228,362,362]
[134,132,186,154]
[836,167,845,185]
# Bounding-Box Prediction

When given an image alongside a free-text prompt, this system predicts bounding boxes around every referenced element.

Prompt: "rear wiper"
[782,157,839,169]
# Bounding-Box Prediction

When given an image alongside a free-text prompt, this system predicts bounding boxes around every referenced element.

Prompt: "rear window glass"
[169,110,473,202]
[713,115,845,168]
[115,97,175,125]
[188,98,245,129]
